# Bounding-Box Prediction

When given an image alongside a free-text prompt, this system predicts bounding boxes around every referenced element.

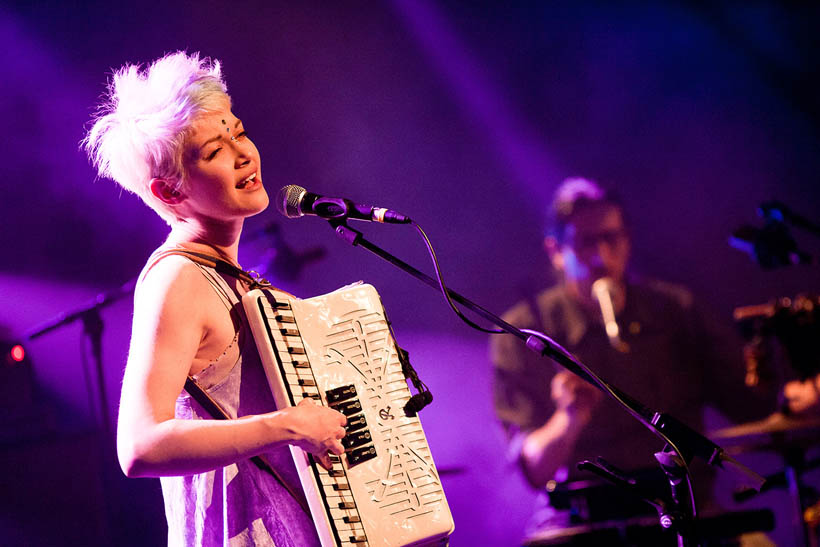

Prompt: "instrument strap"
[145,248,272,289]
[184,376,312,516]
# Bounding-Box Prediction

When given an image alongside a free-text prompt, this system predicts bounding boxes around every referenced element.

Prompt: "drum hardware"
[522,507,775,546]
[729,200,817,270]
[735,294,820,384]
[805,501,820,547]
[712,413,820,547]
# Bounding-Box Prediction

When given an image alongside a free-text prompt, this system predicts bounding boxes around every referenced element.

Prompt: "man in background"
[491,177,776,543]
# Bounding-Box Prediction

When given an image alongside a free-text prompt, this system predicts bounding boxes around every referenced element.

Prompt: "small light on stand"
[9,344,25,363]
[5,342,26,365]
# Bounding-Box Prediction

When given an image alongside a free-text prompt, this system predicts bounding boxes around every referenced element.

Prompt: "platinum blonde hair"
[83,51,230,224]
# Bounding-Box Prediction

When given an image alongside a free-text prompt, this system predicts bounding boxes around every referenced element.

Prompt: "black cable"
[411,221,504,335]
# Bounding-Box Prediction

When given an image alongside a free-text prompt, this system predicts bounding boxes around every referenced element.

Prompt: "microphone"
[591,277,630,353]
[276,185,411,224]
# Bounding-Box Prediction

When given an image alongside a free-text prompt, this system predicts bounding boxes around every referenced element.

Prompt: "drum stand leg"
[784,446,810,547]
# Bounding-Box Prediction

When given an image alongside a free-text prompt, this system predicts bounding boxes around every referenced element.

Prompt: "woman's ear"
[149,178,185,205]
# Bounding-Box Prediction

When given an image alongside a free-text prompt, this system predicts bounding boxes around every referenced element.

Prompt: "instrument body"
[242,283,453,547]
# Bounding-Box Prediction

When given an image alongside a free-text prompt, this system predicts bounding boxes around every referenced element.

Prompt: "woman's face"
[177,98,269,224]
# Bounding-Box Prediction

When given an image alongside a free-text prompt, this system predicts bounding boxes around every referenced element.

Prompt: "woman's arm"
[116,257,347,477]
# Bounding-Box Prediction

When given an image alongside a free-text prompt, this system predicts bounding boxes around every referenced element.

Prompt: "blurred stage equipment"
[4,341,26,365]
[523,507,774,546]
[0,336,44,442]
[730,200,817,269]
[735,294,820,383]
[523,471,775,545]
[23,279,136,438]
[245,222,327,283]
[712,412,820,547]
[727,201,820,546]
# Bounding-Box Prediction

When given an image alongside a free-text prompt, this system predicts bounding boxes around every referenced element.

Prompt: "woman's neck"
[165,219,243,266]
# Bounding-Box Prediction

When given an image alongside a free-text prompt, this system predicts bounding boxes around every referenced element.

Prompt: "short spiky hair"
[83,51,230,224]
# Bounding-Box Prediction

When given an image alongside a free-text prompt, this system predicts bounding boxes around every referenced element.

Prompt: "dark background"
[1,1,818,545]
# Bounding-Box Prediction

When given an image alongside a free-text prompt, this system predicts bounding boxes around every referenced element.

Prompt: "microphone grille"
[276,185,307,218]
[591,277,615,299]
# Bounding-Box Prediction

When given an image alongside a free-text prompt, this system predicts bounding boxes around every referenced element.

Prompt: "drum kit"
[524,293,820,546]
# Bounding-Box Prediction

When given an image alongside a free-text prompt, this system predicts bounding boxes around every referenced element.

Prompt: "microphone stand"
[326,218,765,546]
[24,277,137,439]
[21,277,136,546]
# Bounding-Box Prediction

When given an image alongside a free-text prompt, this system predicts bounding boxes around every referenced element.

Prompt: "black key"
[348,445,377,466]
[332,483,350,491]
[325,384,357,404]
[345,414,367,432]
[274,315,296,323]
[338,501,355,510]
[271,301,291,310]
[280,328,299,336]
[342,430,372,450]
[343,516,361,524]
[292,361,310,369]
[288,347,306,355]
[349,535,367,543]
[332,399,362,416]
[297,378,316,386]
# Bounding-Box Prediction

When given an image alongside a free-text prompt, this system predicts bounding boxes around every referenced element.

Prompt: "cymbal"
[711,412,820,441]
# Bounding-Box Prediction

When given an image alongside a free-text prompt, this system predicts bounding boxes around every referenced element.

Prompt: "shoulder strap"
[183,377,311,516]
[141,248,271,289]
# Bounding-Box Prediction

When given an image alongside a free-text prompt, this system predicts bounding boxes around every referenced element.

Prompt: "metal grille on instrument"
[243,283,454,547]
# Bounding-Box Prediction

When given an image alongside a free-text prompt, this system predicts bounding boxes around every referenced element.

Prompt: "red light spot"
[10,344,25,362]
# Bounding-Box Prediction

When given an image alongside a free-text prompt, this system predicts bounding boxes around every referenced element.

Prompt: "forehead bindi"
[189,110,241,149]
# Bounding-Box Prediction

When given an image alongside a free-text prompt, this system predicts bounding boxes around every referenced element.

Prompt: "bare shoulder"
[134,254,212,321]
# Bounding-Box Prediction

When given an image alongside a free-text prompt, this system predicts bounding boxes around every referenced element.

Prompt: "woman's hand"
[281,399,348,469]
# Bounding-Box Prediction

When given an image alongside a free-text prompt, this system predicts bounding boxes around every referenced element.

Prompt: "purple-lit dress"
[156,259,320,547]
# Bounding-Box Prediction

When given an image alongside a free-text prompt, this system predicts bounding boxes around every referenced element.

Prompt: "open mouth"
[236,172,257,189]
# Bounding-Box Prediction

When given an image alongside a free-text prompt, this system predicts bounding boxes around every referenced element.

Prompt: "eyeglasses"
[567,228,628,253]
